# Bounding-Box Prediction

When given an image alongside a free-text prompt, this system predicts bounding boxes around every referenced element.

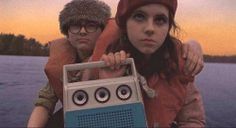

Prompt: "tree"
[0,33,49,56]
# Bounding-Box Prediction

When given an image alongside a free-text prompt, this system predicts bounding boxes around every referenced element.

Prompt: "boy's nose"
[79,27,87,36]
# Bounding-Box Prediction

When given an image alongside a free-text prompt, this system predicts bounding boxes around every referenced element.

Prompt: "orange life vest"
[44,19,121,102]
[44,38,77,101]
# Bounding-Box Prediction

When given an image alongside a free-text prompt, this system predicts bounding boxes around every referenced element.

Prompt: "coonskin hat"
[116,0,177,29]
[59,0,111,35]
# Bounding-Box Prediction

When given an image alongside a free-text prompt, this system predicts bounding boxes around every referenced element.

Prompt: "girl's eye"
[155,15,169,26]
[132,13,146,22]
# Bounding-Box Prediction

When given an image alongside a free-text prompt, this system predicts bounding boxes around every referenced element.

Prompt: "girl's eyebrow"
[133,9,168,17]
[132,9,146,15]
[155,13,168,18]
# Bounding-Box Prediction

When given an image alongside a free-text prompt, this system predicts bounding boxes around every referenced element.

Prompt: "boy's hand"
[182,40,204,76]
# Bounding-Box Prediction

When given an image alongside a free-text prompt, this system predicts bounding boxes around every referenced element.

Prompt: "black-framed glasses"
[69,22,101,34]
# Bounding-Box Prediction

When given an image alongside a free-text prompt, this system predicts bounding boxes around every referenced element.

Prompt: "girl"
[99,0,206,127]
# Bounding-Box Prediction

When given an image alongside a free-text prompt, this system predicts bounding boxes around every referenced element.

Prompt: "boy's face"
[67,20,102,58]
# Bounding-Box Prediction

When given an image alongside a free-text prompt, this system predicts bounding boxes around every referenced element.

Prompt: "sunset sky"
[1,0,236,55]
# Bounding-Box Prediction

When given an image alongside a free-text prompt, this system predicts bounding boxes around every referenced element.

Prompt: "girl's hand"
[99,50,130,79]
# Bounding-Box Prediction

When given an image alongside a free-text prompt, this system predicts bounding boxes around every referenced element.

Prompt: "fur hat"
[59,0,111,35]
[115,0,177,29]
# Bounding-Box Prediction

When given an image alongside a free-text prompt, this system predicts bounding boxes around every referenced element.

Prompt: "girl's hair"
[107,11,181,80]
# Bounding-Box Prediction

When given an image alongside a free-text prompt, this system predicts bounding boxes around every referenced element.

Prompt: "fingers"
[182,43,189,59]
[101,50,129,70]
[184,51,194,75]
[184,52,204,76]
[191,58,204,76]
[101,54,110,66]
[188,54,198,75]
[120,50,127,64]
[108,53,116,70]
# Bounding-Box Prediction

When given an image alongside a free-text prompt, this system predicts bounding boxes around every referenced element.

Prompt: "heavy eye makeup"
[154,14,169,26]
[131,11,169,26]
[131,11,146,22]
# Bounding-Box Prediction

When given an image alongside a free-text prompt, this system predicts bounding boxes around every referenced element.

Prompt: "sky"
[0,0,236,56]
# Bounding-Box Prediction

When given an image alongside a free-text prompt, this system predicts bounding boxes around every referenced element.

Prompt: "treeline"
[0,33,236,63]
[0,33,48,56]
[204,55,236,64]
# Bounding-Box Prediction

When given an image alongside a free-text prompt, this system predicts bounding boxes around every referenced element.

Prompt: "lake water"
[0,55,236,127]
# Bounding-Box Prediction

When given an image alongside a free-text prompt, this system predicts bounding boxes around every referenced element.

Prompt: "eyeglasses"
[69,22,101,34]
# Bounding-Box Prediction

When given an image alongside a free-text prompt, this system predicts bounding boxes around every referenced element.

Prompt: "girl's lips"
[141,39,156,45]
[141,39,155,42]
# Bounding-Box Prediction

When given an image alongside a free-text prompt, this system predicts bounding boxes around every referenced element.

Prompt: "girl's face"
[126,4,169,57]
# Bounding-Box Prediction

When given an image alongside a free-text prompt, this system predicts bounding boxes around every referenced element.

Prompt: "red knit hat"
[115,0,177,29]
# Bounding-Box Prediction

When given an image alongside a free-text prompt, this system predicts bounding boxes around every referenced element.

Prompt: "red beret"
[115,0,177,29]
